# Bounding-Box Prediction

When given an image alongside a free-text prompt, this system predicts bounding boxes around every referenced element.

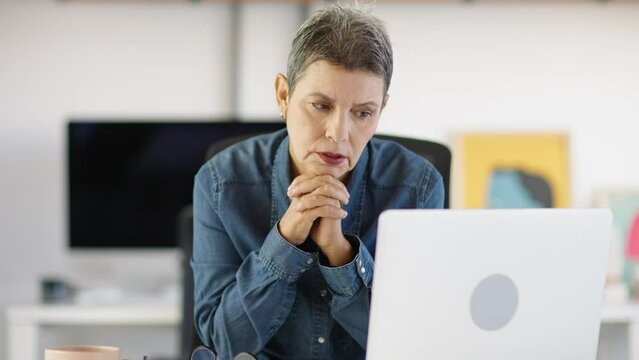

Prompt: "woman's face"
[275,60,386,182]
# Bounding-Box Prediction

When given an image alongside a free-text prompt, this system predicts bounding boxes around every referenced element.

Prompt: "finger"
[314,174,348,193]
[309,184,350,205]
[302,205,348,221]
[289,176,349,203]
[288,176,323,197]
[289,175,347,196]
[295,194,341,212]
[292,182,349,205]
[288,174,314,193]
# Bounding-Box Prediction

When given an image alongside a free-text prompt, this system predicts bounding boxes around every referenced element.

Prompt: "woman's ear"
[274,73,289,119]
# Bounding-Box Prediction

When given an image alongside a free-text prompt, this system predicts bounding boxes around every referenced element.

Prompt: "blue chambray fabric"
[192,129,444,360]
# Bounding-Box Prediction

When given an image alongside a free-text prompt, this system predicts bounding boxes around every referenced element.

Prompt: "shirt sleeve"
[317,234,374,349]
[191,164,314,359]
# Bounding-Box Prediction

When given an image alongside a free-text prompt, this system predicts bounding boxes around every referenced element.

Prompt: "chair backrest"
[179,132,451,357]
[177,204,198,359]
[374,134,450,209]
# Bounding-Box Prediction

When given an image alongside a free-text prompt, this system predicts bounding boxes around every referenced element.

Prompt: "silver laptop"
[367,209,611,360]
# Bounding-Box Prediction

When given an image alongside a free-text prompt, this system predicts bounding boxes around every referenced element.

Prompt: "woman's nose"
[325,112,349,143]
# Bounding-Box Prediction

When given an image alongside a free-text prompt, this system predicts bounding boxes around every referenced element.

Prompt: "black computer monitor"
[67,120,285,248]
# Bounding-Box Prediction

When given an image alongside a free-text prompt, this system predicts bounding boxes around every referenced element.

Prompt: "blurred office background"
[1,0,638,359]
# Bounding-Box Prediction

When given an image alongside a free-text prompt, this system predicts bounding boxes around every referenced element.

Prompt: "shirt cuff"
[318,234,374,297]
[258,222,317,282]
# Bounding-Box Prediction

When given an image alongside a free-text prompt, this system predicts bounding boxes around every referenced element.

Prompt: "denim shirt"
[192,129,444,360]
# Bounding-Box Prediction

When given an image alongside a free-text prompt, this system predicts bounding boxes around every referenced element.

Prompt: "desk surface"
[5,301,639,360]
[6,301,637,325]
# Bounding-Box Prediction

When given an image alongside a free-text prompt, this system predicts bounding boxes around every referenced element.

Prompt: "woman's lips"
[318,152,346,166]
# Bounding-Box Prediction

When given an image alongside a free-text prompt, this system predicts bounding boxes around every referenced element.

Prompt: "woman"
[192,5,444,360]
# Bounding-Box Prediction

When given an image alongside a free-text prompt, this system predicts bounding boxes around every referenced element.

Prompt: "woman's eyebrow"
[306,92,333,101]
[307,92,379,108]
[354,101,379,109]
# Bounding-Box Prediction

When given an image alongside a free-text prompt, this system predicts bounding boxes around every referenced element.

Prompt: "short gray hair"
[286,5,393,97]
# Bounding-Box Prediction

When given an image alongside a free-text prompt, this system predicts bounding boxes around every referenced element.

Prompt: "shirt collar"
[271,136,292,228]
[342,145,368,237]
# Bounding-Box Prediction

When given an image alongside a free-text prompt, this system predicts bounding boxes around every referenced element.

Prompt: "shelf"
[601,301,639,324]
[6,303,180,326]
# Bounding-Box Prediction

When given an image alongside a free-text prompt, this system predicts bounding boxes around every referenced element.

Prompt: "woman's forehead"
[294,61,385,103]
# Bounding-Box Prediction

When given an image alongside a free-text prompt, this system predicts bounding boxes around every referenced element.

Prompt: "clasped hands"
[278,174,354,267]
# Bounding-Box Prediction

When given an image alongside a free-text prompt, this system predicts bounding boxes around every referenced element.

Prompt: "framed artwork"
[452,133,570,209]
[596,189,639,292]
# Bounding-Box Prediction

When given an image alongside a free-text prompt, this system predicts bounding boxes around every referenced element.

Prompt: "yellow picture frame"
[452,133,570,209]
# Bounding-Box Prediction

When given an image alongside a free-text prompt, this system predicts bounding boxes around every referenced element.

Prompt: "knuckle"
[320,205,336,216]
[306,195,318,205]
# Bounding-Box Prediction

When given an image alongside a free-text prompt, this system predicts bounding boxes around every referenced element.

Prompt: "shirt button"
[317,336,326,344]
[360,267,366,274]
[320,289,328,297]
[307,258,313,265]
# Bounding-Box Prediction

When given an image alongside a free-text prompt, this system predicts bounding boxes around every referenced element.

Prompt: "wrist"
[320,235,354,267]
[277,220,307,246]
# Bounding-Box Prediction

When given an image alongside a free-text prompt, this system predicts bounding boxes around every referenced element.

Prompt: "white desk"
[6,302,639,360]
[601,302,639,360]
[6,303,180,360]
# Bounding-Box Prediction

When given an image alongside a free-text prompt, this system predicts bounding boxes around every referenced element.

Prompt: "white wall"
[1,1,638,358]
[375,3,639,209]
[0,1,236,358]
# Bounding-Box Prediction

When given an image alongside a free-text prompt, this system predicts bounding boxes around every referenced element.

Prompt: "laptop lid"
[367,209,611,360]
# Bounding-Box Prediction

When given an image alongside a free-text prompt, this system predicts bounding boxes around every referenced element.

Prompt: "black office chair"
[178,133,451,359]
[374,134,450,208]
[177,203,197,360]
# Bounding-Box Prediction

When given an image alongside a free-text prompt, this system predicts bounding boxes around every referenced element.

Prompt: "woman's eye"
[312,103,329,111]
[356,111,372,119]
